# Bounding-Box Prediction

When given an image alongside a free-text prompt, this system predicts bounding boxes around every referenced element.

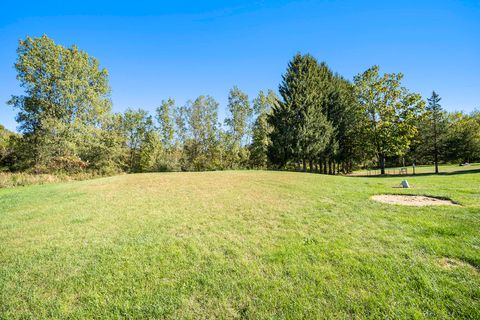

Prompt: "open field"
[1,170,479,319]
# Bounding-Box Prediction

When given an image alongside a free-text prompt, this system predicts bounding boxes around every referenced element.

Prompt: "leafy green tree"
[174,104,189,147]
[7,35,111,172]
[78,113,127,174]
[0,125,17,170]
[0,125,12,165]
[250,90,277,168]
[182,96,221,171]
[444,111,480,163]
[224,86,252,168]
[225,86,252,145]
[153,98,180,171]
[354,66,425,174]
[156,99,175,149]
[96,113,128,173]
[121,108,156,172]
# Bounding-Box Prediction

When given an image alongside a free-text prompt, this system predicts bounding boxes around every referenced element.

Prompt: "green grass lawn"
[1,170,479,319]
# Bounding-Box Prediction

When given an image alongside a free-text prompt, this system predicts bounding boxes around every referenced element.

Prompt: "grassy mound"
[1,171,479,318]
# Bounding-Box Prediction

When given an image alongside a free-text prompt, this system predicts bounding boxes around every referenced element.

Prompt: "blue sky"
[1,0,479,132]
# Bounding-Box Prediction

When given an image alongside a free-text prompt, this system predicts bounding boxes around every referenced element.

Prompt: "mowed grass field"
[1,170,479,319]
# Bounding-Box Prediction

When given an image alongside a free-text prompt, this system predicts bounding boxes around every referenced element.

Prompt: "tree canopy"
[2,36,479,175]
[353,66,425,174]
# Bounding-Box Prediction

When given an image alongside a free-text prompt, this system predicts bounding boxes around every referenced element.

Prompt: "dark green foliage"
[426,91,444,174]
[121,108,156,172]
[269,54,333,171]
[443,111,480,163]
[268,54,366,174]
[250,90,277,169]
[4,36,478,175]
[83,113,127,174]
[415,92,448,173]
[328,76,366,173]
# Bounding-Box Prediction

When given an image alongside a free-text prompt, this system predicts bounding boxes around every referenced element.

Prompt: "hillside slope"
[1,171,479,318]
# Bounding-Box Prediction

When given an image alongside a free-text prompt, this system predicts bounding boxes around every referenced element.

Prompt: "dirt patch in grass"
[371,194,458,206]
[438,257,478,271]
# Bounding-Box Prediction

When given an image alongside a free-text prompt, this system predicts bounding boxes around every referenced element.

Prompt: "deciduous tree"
[121,108,155,172]
[354,66,425,174]
[8,35,111,171]
[250,90,277,168]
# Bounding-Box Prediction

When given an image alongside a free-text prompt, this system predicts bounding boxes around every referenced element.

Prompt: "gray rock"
[401,180,410,188]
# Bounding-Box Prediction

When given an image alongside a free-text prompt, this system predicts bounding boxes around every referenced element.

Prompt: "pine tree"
[426,91,443,174]
[269,54,332,171]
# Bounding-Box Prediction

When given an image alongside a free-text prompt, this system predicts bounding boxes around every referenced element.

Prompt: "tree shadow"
[352,168,480,178]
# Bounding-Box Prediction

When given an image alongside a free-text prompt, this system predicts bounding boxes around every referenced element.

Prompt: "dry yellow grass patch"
[371,194,458,206]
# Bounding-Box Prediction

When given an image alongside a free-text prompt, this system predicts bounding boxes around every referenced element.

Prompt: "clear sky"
[1,0,479,132]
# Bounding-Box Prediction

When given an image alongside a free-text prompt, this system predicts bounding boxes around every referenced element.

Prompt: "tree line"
[1,36,479,175]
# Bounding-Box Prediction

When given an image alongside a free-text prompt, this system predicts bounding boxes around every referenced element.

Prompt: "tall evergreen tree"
[426,91,444,174]
[269,54,332,171]
[323,74,364,174]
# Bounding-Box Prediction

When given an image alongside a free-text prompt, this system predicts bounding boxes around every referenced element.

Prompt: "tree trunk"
[302,159,306,172]
[380,155,386,175]
[309,160,313,173]
[328,160,332,175]
[315,163,319,173]
[433,115,439,174]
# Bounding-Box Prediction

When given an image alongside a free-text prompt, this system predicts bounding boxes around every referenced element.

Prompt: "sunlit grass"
[1,170,479,318]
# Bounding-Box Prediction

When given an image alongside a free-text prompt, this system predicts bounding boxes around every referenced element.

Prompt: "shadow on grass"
[352,168,480,178]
